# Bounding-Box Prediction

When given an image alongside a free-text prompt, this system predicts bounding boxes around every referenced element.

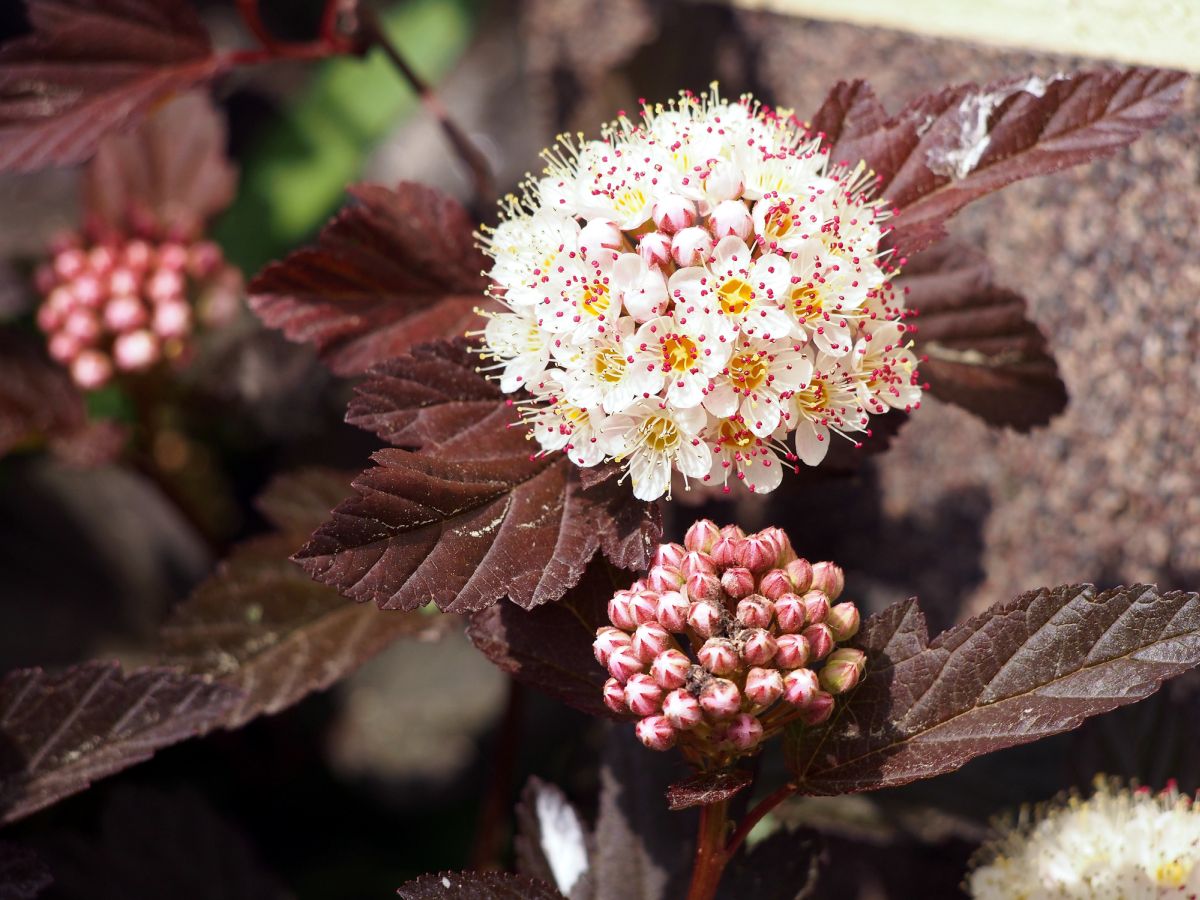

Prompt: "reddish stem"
[468,679,526,870]
[236,0,279,50]
[685,799,730,900]
[724,782,795,859]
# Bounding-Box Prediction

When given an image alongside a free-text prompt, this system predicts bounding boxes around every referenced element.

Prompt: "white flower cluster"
[969,779,1200,899]
[479,86,920,501]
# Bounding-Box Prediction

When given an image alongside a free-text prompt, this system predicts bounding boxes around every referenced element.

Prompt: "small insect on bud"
[603,678,628,714]
[744,667,784,708]
[802,589,830,625]
[113,329,159,371]
[639,231,673,269]
[655,590,691,632]
[699,638,739,675]
[70,349,113,390]
[684,519,721,553]
[632,622,673,662]
[662,689,704,730]
[593,626,632,665]
[687,600,724,638]
[709,199,753,241]
[736,535,775,574]
[773,593,806,633]
[798,690,835,725]
[699,678,742,720]
[671,226,714,267]
[757,526,796,566]
[652,194,697,234]
[741,629,778,666]
[608,591,639,631]
[650,648,691,690]
[782,667,820,708]
[775,633,811,669]
[803,623,835,662]
[721,567,755,600]
[681,550,717,579]
[826,602,861,642]
[635,715,677,751]
[758,568,792,600]
[607,645,645,683]
[819,648,866,695]
[646,564,684,593]
[685,572,722,604]
[786,558,814,593]
[811,561,845,600]
[625,673,664,716]
[735,595,773,630]
[652,542,687,569]
[725,713,764,751]
[628,590,661,626]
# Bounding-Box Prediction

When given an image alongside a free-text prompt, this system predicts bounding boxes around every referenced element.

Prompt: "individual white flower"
[784,236,884,356]
[482,310,551,392]
[703,415,792,494]
[968,778,1200,900]
[790,353,868,466]
[849,321,922,415]
[602,400,711,500]
[703,335,812,438]
[560,317,663,414]
[633,309,729,409]
[674,236,792,342]
[484,210,580,300]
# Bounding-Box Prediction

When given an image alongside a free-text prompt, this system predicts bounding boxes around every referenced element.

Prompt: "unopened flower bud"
[684,519,720,553]
[826,602,861,642]
[798,690,835,725]
[820,648,866,695]
[71,274,104,307]
[580,219,623,259]
[628,590,660,626]
[652,194,697,234]
[702,160,744,203]
[735,595,773,629]
[726,713,764,750]
[687,600,723,638]
[625,673,664,716]
[785,558,813,592]
[87,245,116,276]
[108,267,139,296]
[646,564,683,593]
[685,572,722,604]
[188,241,223,278]
[156,242,189,271]
[103,294,146,332]
[774,593,806,633]
[671,226,714,267]
[802,590,830,625]
[775,633,811,669]
[147,268,184,303]
[152,299,191,339]
[635,715,677,750]
[632,622,673,662]
[736,535,775,574]
[709,199,753,240]
[699,638,739,675]
[700,678,741,720]
[638,231,673,269]
[782,667,820,707]
[663,689,703,730]
[48,332,80,364]
[811,561,845,600]
[593,626,631,665]
[63,308,100,343]
[721,566,755,600]
[759,526,795,565]
[608,591,638,631]
[719,524,747,541]
[803,623,835,661]
[70,349,112,390]
[741,629,778,666]
[603,678,628,714]
[122,239,152,272]
[655,590,690,632]
[711,534,742,567]
[681,550,717,579]
[652,541,687,569]
[744,667,784,707]
[54,248,86,280]
[758,568,792,600]
[650,648,691,690]
[607,645,645,683]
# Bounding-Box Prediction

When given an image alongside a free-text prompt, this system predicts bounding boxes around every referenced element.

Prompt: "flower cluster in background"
[479,86,920,500]
[968,778,1200,899]
[594,519,863,764]
[36,233,241,390]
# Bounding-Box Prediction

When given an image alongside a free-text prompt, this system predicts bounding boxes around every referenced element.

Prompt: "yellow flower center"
[794,378,828,414]
[641,416,680,453]
[662,334,698,373]
[790,285,822,321]
[718,277,754,317]
[593,346,627,383]
[728,350,769,392]
[1156,860,1191,888]
[581,281,612,318]
[613,188,648,219]
[764,205,795,240]
[717,418,754,449]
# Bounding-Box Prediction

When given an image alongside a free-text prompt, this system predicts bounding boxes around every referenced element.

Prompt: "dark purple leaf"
[716,827,821,900]
[665,768,753,812]
[83,91,236,239]
[899,241,1067,429]
[467,560,624,716]
[0,662,238,825]
[786,584,1200,795]
[250,183,492,376]
[811,68,1188,256]
[0,329,86,461]
[0,842,51,900]
[513,778,594,900]
[162,469,452,729]
[397,872,565,900]
[0,0,221,173]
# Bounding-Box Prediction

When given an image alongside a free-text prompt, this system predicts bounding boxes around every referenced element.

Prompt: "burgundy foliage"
[0,0,221,173]
[0,842,52,900]
[249,183,491,377]
[664,769,753,812]
[786,584,1200,795]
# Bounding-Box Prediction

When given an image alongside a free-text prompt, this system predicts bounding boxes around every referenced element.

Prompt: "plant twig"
[355,5,496,211]
[685,798,731,900]
[468,678,525,870]
[236,0,280,50]
[724,782,795,859]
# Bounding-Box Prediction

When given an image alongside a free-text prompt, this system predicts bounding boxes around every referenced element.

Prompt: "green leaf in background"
[215,0,481,272]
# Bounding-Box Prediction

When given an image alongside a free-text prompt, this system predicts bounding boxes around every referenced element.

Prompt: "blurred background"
[0,1,1197,896]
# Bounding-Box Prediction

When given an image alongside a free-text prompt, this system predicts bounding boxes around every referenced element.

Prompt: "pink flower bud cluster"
[35,233,242,390]
[594,519,865,761]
